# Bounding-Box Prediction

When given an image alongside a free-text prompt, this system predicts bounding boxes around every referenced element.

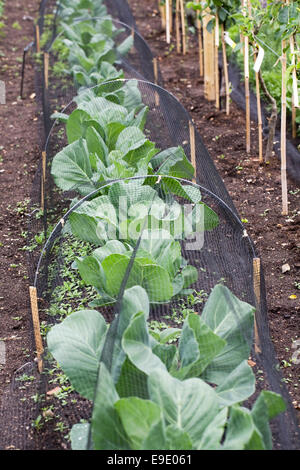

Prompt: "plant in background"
[230,1,299,141]
[57,0,108,24]
[230,1,279,162]
[187,0,241,32]
[54,18,134,88]
[0,1,5,38]
[187,0,300,140]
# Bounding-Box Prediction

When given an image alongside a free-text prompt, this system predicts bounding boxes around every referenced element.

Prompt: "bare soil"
[0,0,41,409]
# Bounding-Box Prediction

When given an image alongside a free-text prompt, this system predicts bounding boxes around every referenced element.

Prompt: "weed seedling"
[32,415,44,431]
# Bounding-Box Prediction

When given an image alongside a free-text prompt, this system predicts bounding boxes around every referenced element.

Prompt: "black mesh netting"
[35,15,163,138]
[0,0,299,451]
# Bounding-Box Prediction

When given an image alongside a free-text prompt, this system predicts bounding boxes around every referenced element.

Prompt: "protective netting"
[36,15,163,138]
[0,0,299,451]
[36,0,137,41]
[34,173,298,450]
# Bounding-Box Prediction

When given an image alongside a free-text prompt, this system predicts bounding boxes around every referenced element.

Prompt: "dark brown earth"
[0,0,299,450]
[0,0,41,413]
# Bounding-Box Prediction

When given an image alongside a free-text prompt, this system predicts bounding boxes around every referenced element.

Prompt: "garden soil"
[0,0,42,445]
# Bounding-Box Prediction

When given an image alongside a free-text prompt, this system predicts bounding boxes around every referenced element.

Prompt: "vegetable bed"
[0,0,299,452]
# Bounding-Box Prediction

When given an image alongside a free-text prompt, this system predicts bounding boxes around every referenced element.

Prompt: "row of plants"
[158,0,299,215]
[49,15,135,87]
[48,284,286,450]
[188,0,299,147]
[227,1,299,129]
[36,0,286,450]
[46,2,218,306]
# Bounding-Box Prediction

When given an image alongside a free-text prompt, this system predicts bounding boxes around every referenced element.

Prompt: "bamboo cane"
[203,10,215,101]
[248,1,262,162]
[221,24,230,115]
[290,34,298,139]
[35,24,40,53]
[44,52,49,90]
[197,0,203,76]
[245,58,251,153]
[131,27,135,53]
[29,286,44,373]
[189,121,196,182]
[176,0,181,53]
[296,48,300,139]
[153,57,160,106]
[243,0,251,154]
[159,1,166,29]
[179,0,186,55]
[169,0,173,33]
[281,37,288,215]
[41,150,46,212]
[166,0,171,43]
[252,258,262,355]
[291,91,297,140]
[215,13,220,110]
[254,49,263,163]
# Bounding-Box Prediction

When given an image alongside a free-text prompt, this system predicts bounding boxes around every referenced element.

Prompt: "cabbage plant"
[47,284,286,450]
[68,181,217,305]
[55,18,134,88]
[51,95,196,196]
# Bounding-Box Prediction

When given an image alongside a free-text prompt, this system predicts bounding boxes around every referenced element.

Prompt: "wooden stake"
[169,0,173,33]
[292,93,297,140]
[189,121,196,182]
[243,0,251,154]
[221,24,230,115]
[281,0,289,214]
[179,0,186,55]
[281,37,288,215]
[252,258,262,354]
[215,14,220,110]
[159,1,166,29]
[290,34,298,139]
[153,57,160,106]
[29,286,44,373]
[153,56,158,83]
[176,0,181,53]
[131,27,135,53]
[166,0,171,44]
[203,10,215,101]
[197,4,203,77]
[254,50,263,163]
[35,24,40,53]
[41,150,46,212]
[244,54,251,154]
[44,52,49,90]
